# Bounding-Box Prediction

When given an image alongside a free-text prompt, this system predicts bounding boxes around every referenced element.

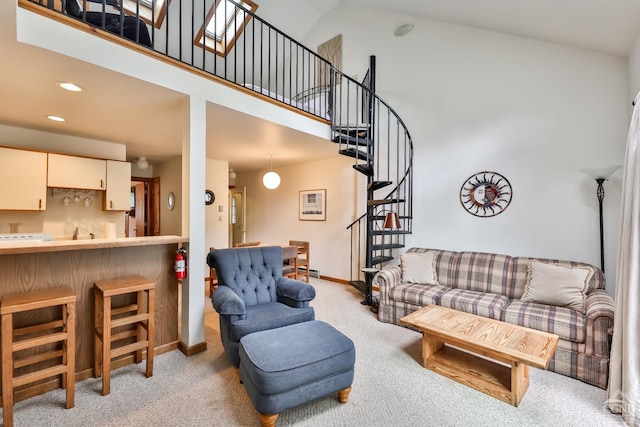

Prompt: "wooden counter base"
[0,236,185,404]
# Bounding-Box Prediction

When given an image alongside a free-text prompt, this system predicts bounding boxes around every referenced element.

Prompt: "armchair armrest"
[584,289,615,357]
[276,277,316,308]
[211,286,246,316]
[374,265,402,305]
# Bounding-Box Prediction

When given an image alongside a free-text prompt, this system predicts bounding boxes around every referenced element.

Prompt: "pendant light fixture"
[262,154,281,190]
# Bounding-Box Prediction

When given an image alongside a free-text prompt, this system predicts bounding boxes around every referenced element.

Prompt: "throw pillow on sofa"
[521,260,594,313]
[401,252,439,285]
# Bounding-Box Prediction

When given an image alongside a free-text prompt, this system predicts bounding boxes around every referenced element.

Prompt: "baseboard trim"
[320,275,379,291]
[178,340,207,356]
[319,275,349,285]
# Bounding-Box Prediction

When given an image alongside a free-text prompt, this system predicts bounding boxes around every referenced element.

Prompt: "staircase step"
[372,256,394,265]
[353,164,373,176]
[372,229,411,235]
[368,181,392,191]
[349,280,366,295]
[372,243,405,251]
[332,124,370,135]
[339,148,368,161]
[332,134,371,146]
[368,199,405,206]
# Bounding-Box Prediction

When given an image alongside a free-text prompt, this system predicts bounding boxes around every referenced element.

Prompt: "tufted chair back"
[208,246,283,307]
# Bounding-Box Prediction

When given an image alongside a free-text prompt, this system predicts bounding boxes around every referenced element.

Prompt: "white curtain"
[607,93,640,426]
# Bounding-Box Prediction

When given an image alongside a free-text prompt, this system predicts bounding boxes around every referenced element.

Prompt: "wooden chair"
[282,245,298,279]
[289,240,310,283]
[1,287,77,427]
[94,276,155,396]
[234,241,261,248]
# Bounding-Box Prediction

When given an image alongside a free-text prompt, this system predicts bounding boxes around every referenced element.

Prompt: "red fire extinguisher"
[175,247,187,281]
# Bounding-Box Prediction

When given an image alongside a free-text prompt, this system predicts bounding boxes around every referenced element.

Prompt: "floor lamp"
[581,165,621,273]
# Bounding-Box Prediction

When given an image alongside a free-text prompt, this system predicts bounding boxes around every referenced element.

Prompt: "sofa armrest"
[276,278,316,308]
[584,289,615,357]
[211,285,246,317]
[374,265,402,305]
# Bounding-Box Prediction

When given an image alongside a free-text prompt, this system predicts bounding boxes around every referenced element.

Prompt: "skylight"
[120,0,171,28]
[195,0,258,57]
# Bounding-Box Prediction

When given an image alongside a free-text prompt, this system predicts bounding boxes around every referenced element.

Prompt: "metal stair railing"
[25,0,413,299]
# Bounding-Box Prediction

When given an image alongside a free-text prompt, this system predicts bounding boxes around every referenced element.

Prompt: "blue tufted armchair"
[207,246,316,366]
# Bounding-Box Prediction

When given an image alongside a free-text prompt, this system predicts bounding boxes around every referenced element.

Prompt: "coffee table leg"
[510,361,529,406]
[422,333,444,367]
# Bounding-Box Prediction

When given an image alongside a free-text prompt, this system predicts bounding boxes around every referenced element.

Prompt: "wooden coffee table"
[401,305,558,406]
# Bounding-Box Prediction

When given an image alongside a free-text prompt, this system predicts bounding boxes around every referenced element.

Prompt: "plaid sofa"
[375,247,615,389]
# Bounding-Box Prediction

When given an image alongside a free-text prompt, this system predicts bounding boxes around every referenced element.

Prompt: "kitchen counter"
[0,235,186,254]
[0,235,187,401]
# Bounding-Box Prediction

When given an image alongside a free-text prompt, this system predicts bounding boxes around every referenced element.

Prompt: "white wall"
[236,155,355,280]
[300,5,628,293]
[205,158,229,251]
[629,34,640,103]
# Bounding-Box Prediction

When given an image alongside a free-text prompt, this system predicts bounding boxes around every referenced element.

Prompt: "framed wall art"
[299,189,326,221]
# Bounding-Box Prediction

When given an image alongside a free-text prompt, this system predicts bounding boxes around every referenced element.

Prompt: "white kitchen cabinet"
[104,160,131,211]
[47,153,106,190]
[0,147,47,210]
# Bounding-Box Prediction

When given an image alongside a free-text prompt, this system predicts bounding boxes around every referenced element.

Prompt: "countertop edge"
[0,236,188,255]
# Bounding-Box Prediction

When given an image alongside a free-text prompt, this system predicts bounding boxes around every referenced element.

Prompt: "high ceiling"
[341,0,640,57]
[1,0,639,172]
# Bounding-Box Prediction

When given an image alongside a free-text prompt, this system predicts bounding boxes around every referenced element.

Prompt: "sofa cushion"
[389,283,448,307]
[401,251,438,285]
[502,300,586,343]
[521,260,593,313]
[449,252,521,298]
[438,289,508,320]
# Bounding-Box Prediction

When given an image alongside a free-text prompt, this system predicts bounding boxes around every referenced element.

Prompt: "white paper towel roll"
[103,223,117,239]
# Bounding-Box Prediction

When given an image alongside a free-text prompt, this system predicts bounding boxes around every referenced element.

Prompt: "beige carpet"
[7,278,626,426]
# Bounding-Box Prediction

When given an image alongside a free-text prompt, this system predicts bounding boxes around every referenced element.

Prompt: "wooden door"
[150,177,161,235]
[134,182,145,236]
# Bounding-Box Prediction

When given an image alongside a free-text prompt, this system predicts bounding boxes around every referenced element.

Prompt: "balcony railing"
[27,0,334,121]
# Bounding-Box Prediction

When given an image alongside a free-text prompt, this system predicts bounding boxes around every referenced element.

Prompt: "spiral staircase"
[25,0,414,308]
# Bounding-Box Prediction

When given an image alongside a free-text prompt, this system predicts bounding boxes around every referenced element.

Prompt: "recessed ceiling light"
[56,81,84,92]
[47,115,66,122]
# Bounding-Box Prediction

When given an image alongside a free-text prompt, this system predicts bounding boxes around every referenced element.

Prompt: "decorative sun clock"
[460,171,512,217]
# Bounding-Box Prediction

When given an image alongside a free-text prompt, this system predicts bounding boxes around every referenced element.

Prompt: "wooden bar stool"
[1,287,76,427]
[94,276,155,396]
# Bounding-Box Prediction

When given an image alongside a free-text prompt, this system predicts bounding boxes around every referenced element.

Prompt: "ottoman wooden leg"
[338,386,352,404]
[259,413,279,427]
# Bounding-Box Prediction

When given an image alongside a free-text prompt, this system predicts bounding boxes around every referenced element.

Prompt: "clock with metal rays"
[460,171,512,217]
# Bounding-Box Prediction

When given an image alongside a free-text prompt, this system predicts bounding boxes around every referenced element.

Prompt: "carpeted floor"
[8,278,626,426]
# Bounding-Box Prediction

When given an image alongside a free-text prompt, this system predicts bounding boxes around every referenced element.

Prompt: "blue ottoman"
[239,320,355,427]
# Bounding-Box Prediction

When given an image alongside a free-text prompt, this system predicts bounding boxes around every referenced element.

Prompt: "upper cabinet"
[104,160,131,211]
[47,153,106,190]
[0,147,47,211]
